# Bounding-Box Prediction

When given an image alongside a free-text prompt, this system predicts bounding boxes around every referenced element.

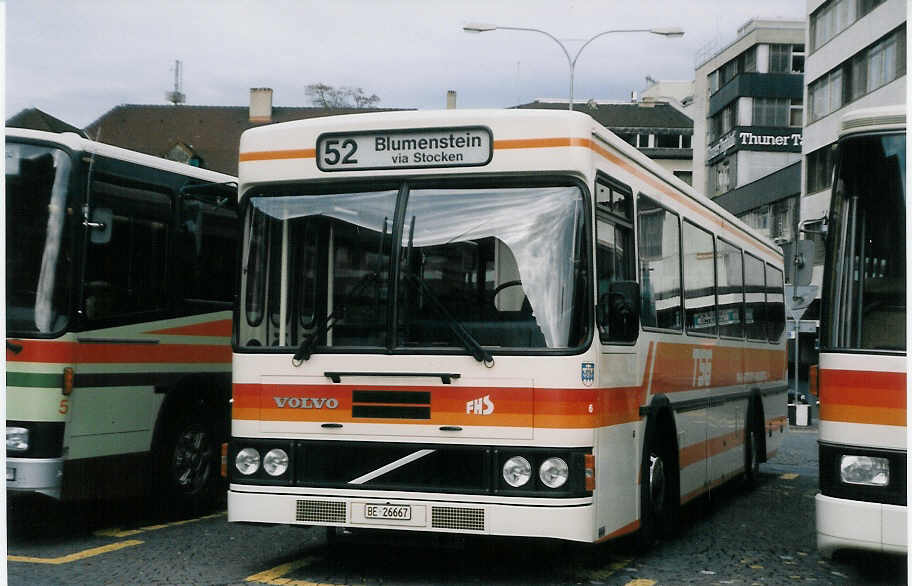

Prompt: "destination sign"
[316,127,492,171]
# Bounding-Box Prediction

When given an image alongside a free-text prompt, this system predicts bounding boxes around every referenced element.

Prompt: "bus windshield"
[5,142,73,335]
[823,132,906,351]
[239,183,589,353]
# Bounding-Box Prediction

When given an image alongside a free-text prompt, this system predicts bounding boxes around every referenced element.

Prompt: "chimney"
[249,88,273,123]
[446,90,457,109]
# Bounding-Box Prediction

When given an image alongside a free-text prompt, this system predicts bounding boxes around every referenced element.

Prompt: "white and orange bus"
[6,128,237,511]
[227,109,787,544]
[815,106,906,556]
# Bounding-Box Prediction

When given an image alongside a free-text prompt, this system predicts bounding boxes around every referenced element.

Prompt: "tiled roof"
[513,100,692,132]
[84,104,406,175]
[6,108,87,137]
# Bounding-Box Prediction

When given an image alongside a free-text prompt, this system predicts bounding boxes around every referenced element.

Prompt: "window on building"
[617,133,637,146]
[789,97,804,127]
[710,157,735,196]
[709,70,720,95]
[806,144,836,194]
[655,134,681,148]
[753,97,790,127]
[792,44,806,73]
[859,0,886,18]
[673,170,693,185]
[743,46,757,73]
[809,25,906,122]
[769,44,792,73]
[811,0,855,51]
[682,135,692,149]
[637,134,651,148]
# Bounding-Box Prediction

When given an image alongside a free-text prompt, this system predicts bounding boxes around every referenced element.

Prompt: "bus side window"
[743,253,766,340]
[179,196,237,304]
[84,180,171,321]
[637,194,682,331]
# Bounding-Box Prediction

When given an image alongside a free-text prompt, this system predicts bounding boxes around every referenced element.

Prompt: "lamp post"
[463,23,684,111]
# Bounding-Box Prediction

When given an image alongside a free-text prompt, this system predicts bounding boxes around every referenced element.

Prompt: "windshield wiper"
[403,272,493,366]
[292,272,378,365]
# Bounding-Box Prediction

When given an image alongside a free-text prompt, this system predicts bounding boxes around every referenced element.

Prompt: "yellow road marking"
[95,511,225,538]
[625,580,657,586]
[577,557,633,582]
[780,473,799,480]
[8,539,143,564]
[246,556,317,583]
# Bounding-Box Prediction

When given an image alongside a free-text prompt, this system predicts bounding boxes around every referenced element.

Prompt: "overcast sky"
[7,1,806,128]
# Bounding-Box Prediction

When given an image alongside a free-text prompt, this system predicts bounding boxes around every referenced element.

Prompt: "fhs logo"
[466,395,494,415]
[273,396,339,409]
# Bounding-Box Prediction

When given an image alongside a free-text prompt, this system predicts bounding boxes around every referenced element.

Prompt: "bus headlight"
[235,448,261,476]
[502,456,532,487]
[263,448,289,477]
[539,457,569,488]
[6,427,29,452]
[840,455,889,486]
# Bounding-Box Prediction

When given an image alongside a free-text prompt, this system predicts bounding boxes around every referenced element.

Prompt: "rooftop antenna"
[166,60,186,105]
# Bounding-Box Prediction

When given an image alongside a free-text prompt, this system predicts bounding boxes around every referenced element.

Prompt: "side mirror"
[598,280,640,343]
[85,207,112,244]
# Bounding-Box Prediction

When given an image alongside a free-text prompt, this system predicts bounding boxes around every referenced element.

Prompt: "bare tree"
[305,84,380,109]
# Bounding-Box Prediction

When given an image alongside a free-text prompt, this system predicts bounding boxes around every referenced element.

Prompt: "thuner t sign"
[317,127,492,171]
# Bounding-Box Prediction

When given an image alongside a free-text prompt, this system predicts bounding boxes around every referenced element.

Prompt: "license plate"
[365,504,411,521]
[7,467,15,482]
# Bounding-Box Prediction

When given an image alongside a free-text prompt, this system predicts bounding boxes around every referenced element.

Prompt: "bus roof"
[6,127,237,184]
[840,105,906,138]
[239,109,781,257]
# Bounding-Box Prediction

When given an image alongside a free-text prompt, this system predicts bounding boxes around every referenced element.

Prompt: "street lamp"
[463,23,684,111]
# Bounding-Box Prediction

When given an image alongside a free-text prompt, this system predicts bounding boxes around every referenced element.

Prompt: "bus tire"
[156,407,220,517]
[743,404,762,487]
[637,420,679,549]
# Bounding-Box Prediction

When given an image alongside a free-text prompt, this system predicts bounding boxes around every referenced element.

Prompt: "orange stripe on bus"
[492,137,590,150]
[6,339,229,364]
[239,149,317,162]
[594,520,640,543]
[679,429,744,469]
[819,404,906,427]
[146,319,233,337]
[819,369,905,409]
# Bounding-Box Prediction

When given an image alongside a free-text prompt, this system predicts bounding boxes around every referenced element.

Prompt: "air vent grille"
[296,499,346,523]
[352,390,431,419]
[431,506,484,531]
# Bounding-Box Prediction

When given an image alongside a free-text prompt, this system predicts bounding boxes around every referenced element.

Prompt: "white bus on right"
[815,105,907,557]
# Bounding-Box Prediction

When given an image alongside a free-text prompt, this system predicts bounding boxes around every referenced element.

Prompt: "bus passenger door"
[594,179,639,531]
[70,178,173,491]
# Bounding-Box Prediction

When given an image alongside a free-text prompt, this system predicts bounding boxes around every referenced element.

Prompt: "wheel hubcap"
[173,426,213,494]
[648,453,665,513]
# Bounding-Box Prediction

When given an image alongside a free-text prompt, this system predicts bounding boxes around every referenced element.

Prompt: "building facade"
[515,99,693,184]
[693,19,806,247]
[802,0,906,282]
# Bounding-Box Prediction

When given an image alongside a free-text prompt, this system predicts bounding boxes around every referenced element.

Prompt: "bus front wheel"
[156,409,220,517]
[637,423,679,549]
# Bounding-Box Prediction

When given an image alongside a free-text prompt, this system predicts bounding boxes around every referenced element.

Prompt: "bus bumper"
[228,487,596,542]
[816,493,907,557]
[7,457,64,500]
